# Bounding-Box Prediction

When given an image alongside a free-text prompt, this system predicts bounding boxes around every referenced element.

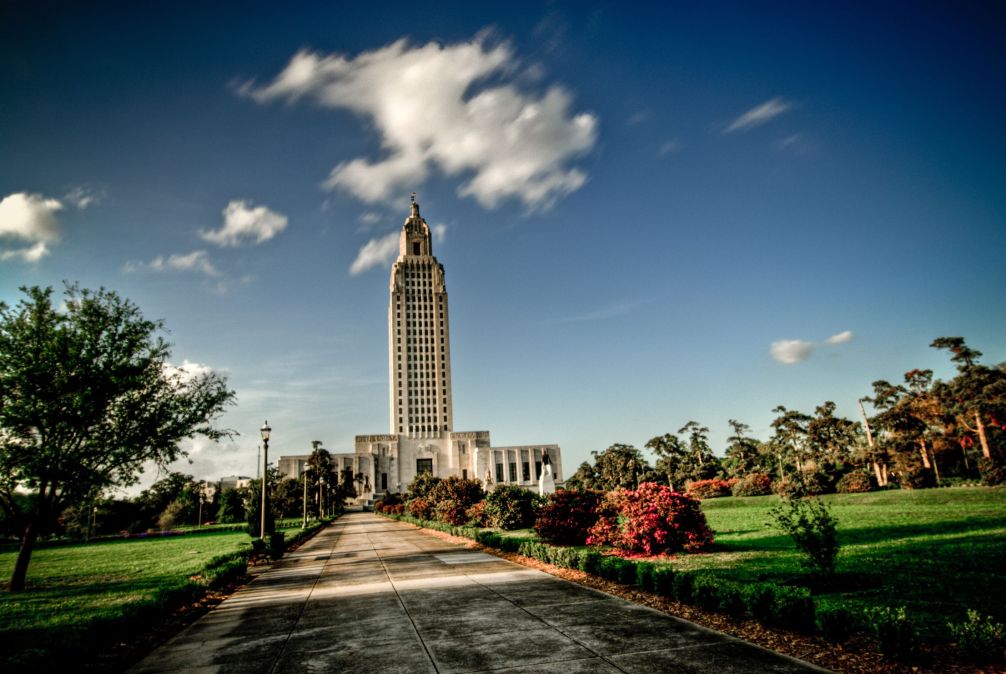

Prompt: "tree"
[769,406,812,479]
[0,285,234,591]
[645,433,688,490]
[676,421,721,484]
[721,419,764,478]
[591,443,653,490]
[216,488,246,523]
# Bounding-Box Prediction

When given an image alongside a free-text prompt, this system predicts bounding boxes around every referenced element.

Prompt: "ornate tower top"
[400,193,431,257]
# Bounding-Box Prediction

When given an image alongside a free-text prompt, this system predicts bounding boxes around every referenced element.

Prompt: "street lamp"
[302,465,312,528]
[260,420,271,541]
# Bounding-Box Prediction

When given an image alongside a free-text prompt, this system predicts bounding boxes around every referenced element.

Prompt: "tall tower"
[389,196,453,438]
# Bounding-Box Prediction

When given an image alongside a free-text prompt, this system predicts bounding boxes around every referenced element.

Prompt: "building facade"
[280,197,562,501]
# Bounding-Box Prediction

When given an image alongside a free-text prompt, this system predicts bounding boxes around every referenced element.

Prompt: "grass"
[670,486,1006,638]
[0,523,309,667]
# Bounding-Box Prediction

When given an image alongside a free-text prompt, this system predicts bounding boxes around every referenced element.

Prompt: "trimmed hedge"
[379,510,816,632]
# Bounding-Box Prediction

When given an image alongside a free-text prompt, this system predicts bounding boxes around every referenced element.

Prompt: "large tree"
[0,285,234,591]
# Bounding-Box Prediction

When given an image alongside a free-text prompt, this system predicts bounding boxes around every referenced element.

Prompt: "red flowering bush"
[534,489,602,545]
[434,499,469,525]
[732,473,774,497]
[835,471,873,494]
[429,476,485,510]
[386,504,405,515]
[466,500,489,527]
[588,482,714,555]
[686,479,735,499]
[407,497,433,520]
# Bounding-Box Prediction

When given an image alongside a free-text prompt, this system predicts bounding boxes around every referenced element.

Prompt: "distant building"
[217,475,252,492]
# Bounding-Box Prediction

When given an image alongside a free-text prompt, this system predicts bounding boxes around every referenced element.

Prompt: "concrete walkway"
[131,512,827,673]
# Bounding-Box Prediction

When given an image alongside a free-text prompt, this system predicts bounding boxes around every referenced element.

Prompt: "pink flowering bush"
[587,482,714,556]
[534,489,602,545]
[407,497,433,520]
[686,479,736,499]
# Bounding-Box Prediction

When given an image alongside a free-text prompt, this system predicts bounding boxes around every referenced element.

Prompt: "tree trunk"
[881,463,888,486]
[9,520,39,592]
[919,441,931,469]
[872,462,883,484]
[976,412,991,459]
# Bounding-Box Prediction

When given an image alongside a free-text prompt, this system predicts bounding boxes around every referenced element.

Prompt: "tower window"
[413,242,420,255]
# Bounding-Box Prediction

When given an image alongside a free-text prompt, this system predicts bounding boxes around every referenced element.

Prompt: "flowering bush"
[408,472,441,499]
[484,485,538,530]
[732,473,773,497]
[466,500,489,527]
[407,497,433,520]
[835,471,873,494]
[429,476,485,510]
[534,489,602,545]
[686,479,735,499]
[385,504,405,515]
[588,482,714,555]
[433,499,469,525]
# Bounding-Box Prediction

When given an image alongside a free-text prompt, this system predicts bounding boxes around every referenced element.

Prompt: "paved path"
[131,512,827,673]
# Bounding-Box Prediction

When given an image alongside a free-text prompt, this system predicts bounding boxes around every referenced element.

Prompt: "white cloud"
[200,200,288,247]
[657,140,681,157]
[241,37,598,211]
[825,330,854,345]
[349,231,399,275]
[125,250,220,277]
[0,192,64,263]
[0,241,50,263]
[164,359,218,385]
[770,339,815,364]
[359,211,382,225]
[64,186,101,209]
[432,223,447,243]
[724,97,791,133]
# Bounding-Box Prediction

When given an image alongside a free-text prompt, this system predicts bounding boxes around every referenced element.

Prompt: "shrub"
[534,489,602,545]
[430,476,485,510]
[484,485,538,530]
[868,606,918,659]
[769,497,839,577]
[475,530,502,548]
[466,500,489,527]
[672,572,695,604]
[548,546,582,570]
[978,457,1006,487]
[388,504,405,514]
[373,499,385,513]
[835,471,873,494]
[743,583,777,623]
[407,497,433,520]
[686,479,734,499]
[588,482,714,555]
[693,576,721,611]
[635,562,656,592]
[407,472,441,499]
[773,586,815,631]
[732,473,773,497]
[719,583,746,618]
[772,475,805,498]
[819,606,857,642]
[800,470,831,496]
[948,609,1006,661]
[597,555,636,583]
[433,499,469,525]
[268,531,286,560]
[652,566,675,596]
[577,549,602,575]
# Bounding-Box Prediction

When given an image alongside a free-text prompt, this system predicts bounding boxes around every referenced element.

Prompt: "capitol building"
[279,198,562,501]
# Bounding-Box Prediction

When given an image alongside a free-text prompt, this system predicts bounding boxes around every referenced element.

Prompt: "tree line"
[567,337,1005,493]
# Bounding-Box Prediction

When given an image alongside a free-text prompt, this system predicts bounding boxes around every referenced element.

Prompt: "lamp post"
[259,420,271,541]
[302,465,311,528]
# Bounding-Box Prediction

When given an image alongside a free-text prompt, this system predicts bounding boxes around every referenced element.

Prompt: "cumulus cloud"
[432,223,447,243]
[240,36,598,211]
[724,97,791,133]
[349,231,399,275]
[0,192,64,263]
[770,339,815,364]
[826,330,854,345]
[771,330,854,364]
[125,250,220,277]
[163,359,218,385]
[200,200,288,247]
[358,212,382,225]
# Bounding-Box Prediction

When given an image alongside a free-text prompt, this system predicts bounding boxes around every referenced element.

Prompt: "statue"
[538,449,556,495]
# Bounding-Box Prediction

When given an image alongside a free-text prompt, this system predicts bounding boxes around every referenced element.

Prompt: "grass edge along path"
[0,519,330,670]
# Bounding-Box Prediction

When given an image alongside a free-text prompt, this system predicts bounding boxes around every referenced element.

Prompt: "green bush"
[742,583,777,623]
[693,576,721,611]
[485,485,538,530]
[672,572,695,604]
[408,472,441,499]
[719,583,746,618]
[652,566,675,596]
[948,609,1006,661]
[548,546,581,569]
[868,606,918,659]
[773,586,815,632]
[597,555,636,583]
[268,531,286,559]
[578,549,602,575]
[475,530,502,548]
[818,606,857,642]
[635,562,656,592]
[769,497,839,577]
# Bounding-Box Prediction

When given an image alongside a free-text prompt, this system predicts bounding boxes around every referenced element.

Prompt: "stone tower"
[388,196,453,438]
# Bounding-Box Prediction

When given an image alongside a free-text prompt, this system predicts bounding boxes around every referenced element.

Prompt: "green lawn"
[0,525,308,666]
[670,487,1006,637]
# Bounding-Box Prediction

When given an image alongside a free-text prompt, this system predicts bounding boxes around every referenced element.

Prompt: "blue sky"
[2,1,1004,486]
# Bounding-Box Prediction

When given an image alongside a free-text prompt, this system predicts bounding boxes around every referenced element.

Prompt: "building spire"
[410,192,420,219]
